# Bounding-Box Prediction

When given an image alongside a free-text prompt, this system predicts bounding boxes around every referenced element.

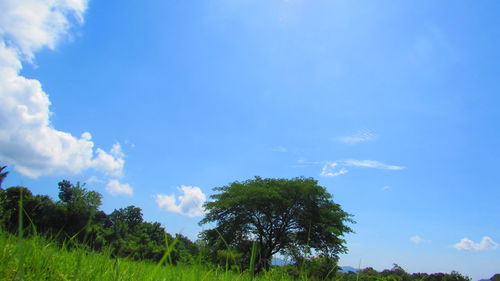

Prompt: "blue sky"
[1,0,499,279]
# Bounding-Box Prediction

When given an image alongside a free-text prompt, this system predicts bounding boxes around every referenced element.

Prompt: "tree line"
[0,168,198,264]
[0,166,472,280]
[0,168,355,273]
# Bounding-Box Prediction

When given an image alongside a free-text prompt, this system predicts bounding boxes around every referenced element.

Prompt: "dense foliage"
[200,177,354,272]
[274,263,472,281]
[335,264,471,281]
[0,178,199,265]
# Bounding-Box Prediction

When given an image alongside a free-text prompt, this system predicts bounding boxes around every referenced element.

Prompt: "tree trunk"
[255,248,272,273]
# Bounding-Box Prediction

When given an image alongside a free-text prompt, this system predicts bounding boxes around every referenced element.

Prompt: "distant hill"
[339,266,359,273]
[478,274,500,281]
[271,259,359,274]
[271,257,290,266]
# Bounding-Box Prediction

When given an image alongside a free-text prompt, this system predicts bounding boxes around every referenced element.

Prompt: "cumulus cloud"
[0,0,87,60]
[454,236,498,252]
[320,162,349,177]
[91,147,125,177]
[0,0,126,178]
[155,186,206,217]
[338,130,376,144]
[106,179,133,196]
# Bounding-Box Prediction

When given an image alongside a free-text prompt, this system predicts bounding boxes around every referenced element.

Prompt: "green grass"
[0,231,298,281]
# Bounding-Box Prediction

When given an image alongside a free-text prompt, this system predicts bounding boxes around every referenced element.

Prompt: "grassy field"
[0,231,301,281]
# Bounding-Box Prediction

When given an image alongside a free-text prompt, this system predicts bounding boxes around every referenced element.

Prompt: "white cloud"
[454,236,498,252]
[297,159,323,165]
[0,0,87,60]
[342,159,405,170]
[338,130,376,144]
[110,143,125,158]
[155,186,206,217]
[91,147,125,177]
[81,132,92,140]
[0,0,126,179]
[382,186,391,191]
[319,159,404,177]
[320,162,349,177]
[410,235,430,244]
[106,179,133,196]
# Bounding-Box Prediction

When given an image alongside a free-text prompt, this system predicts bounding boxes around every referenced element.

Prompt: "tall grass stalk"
[16,188,25,280]
[248,241,258,279]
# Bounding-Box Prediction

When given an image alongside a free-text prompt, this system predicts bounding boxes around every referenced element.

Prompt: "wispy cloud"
[338,130,376,144]
[155,186,206,217]
[297,159,324,165]
[454,236,498,251]
[320,159,405,177]
[273,146,288,153]
[382,186,392,191]
[342,159,405,170]
[410,235,430,244]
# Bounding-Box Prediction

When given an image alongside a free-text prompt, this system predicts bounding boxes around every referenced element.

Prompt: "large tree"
[200,177,354,272]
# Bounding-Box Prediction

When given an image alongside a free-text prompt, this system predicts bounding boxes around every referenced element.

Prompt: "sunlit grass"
[0,189,312,281]
[0,230,300,281]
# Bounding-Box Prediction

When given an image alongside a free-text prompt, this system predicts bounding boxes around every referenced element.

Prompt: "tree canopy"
[200,176,354,272]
